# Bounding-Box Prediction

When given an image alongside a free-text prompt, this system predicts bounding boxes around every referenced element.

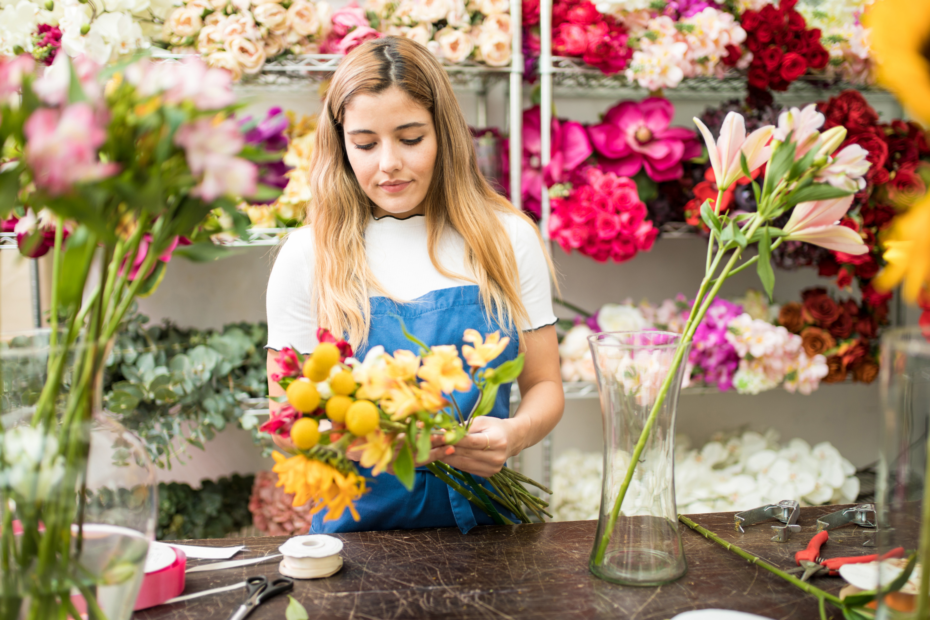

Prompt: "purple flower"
[664,0,720,18]
[587,97,701,183]
[688,298,743,391]
[240,108,291,201]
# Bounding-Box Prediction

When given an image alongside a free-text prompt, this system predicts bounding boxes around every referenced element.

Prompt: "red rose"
[873,167,890,185]
[748,65,770,90]
[920,309,930,333]
[761,46,784,72]
[722,44,743,67]
[756,23,775,44]
[553,23,588,56]
[835,250,870,266]
[855,257,880,280]
[780,52,808,82]
[746,37,764,54]
[760,4,779,22]
[856,316,877,340]
[862,282,894,309]
[804,293,841,325]
[742,10,761,32]
[818,258,840,277]
[522,0,540,25]
[846,128,890,180]
[807,45,830,70]
[861,203,896,228]
[787,10,807,31]
[829,311,855,340]
[802,287,829,301]
[841,340,869,368]
[836,268,853,288]
[566,1,599,25]
[781,0,798,10]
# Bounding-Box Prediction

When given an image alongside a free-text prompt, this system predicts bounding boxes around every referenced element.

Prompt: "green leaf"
[632,171,658,203]
[789,147,817,179]
[285,596,309,620]
[840,608,873,620]
[137,261,167,298]
[739,151,751,180]
[0,167,21,218]
[756,227,775,301]
[393,443,415,491]
[172,242,243,263]
[416,428,431,463]
[394,316,430,354]
[787,183,853,206]
[57,225,96,308]
[67,57,87,104]
[763,140,796,198]
[700,200,722,236]
[107,390,140,414]
[247,183,283,202]
[486,356,525,385]
[720,221,747,250]
[471,383,500,419]
[152,386,178,403]
[155,107,187,164]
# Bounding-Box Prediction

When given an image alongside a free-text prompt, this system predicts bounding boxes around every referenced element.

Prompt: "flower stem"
[592,216,764,565]
[426,463,515,524]
[49,217,64,348]
[678,514,845,609]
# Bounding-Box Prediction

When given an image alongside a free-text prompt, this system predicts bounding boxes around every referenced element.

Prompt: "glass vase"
[0,331,157,620]
[877,327,930,618]
[588,331,690,586]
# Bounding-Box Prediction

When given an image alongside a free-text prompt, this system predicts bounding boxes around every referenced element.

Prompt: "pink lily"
[783,196,868,255]
[693,112,774,194]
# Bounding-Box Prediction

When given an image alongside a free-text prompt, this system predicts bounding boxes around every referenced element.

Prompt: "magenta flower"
[24,104,119,196]
[587,97,701,182]
[123,234,191,281]
[174,117,258,201]
[521,106,592,217]
[688,298,743,391]
[271,348,302,382]
[259,404,301,438]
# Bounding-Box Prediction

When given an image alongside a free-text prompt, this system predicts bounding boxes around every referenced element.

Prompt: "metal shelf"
[0,233,15,250]
[152,52,516,91]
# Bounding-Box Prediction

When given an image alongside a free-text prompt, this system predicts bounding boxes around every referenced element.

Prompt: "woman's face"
[342,86,438,219]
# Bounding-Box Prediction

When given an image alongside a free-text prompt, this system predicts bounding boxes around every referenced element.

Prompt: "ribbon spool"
[278,535,344,579]
[134,541,187,610]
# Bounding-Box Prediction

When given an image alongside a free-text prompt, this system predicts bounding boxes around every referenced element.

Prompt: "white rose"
[476,0,507,15]
[262,31,285,56]
[434,26,473,64]
[558,324,594,361]
[445,0,470,28]
[197,24,222,53]
[316,1,333,36]
[147,0,177,20]
[224,14,260,39]
[166,6,203,38]
[208,0,228,10]
[204,12,224,26]
[596,304,649,332]
[477,28,509,66]
[230,0,250,10]
[252,0,284,5]
[286,0,321,37]
[253,2,288,33]
[207,50,243,80]
[228,35,265,74]
[399,23,432,46]
[186,0,212,13]
[480,12,510,36]
[411,0,450,23]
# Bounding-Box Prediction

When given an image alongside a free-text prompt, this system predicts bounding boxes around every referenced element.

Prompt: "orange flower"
[379,381,422,421]
[461,329,510,368]
[417,345,472,393]
[385,350,420,381]
[271,451,367,522]
[358,430,394,476]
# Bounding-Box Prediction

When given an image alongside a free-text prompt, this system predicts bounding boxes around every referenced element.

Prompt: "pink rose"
[553,23,587,56]
[331,1,369,37]
[336,26,381,54]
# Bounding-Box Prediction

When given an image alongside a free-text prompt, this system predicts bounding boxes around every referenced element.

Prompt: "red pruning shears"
[788,531,906,582]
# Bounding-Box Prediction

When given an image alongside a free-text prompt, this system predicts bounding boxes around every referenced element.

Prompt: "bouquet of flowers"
[0,51,265,617]
[160,0,333,79]
[262,326,551,525]
[362,0,513,67]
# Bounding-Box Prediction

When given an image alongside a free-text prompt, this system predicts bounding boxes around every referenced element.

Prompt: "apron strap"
[446,481,479,534]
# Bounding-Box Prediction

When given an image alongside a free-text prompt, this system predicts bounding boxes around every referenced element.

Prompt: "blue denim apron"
[309,285,519,534]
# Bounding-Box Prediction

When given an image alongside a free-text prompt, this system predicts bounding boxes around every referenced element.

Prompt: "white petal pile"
[550,429,860,522]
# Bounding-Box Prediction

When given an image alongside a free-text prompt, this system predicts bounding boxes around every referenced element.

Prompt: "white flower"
[0,0,40,55]
[166,6,204,39]
[206,51,243,81]
[433,26,473,64]
[597,304,649,332]
[817,143,870,192]
[286,0,323,38]
[559,324,593,361]
[398,23,432,46]
[410,0,451,23]
[228,35,266,74]
[253,2,289,34]
[476,27,510,67]
[476,0,507,15]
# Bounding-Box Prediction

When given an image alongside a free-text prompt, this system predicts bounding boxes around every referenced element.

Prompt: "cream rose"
[207,50,243,81]
[400,23,432,47]
[477,30,510,66]
[434,26,473,64]
[166,6,203,38]
[204,12,224,26]
[445,0,470,28]
[286,0,321,37]
[252,0,284,4]
[209,0,228,10]
[263,32,286,56]
[221,14,258,40]
[228,36,266,74]
[253,2,288,33]
[196,24,222,53]
[596,304,649,332]
[481,12,510,36]
[186,0,212,13]
[411,0,450,23]
[476,0,507,15]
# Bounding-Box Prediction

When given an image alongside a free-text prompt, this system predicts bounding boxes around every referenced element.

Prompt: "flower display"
[689,298,743,391]
[262,326,550,524]
[587,97,701,183]
[551,429,860,521]
[798,0,874,85]
[548,167,658,263]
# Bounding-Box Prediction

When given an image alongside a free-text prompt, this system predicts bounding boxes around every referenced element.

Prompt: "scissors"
[227,575,295,620]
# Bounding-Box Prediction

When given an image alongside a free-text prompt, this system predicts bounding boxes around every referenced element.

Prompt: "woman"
[266,37,564,534]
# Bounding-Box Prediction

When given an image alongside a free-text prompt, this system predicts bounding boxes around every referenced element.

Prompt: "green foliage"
[156,475,255,540]
[104,310,272,468]
[286,596,310,620]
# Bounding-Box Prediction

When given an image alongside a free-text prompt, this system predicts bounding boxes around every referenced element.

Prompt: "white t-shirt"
[266,212,557,353]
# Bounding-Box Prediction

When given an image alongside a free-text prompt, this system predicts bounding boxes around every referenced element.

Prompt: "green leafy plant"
[156,475,255,540]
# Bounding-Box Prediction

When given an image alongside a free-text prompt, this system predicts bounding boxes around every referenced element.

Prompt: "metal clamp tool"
[816,504,876,547]
[734,500,801,542]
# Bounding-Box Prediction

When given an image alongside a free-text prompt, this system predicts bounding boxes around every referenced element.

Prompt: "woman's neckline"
[371,212,426,222]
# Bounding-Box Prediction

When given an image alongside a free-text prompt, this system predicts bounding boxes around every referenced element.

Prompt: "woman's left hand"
[439,416,521,478]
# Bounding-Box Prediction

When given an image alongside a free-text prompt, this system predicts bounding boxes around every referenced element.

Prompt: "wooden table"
[135,505,878,620]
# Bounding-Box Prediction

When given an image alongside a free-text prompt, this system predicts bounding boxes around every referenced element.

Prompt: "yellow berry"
[311,342,340,372]
[330,371,357,396]
[345,400,380,437]
[303,358,330,382]
[290,417,320,450]
[325,395,353,423]
[286,379,320,413]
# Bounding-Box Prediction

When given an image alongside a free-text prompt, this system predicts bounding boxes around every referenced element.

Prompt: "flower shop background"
[1,0,921,530]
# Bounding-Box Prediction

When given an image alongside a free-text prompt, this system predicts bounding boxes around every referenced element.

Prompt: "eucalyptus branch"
[678,515,845,609]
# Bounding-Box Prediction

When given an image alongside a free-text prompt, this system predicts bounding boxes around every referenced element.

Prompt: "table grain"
[135,505,883,620]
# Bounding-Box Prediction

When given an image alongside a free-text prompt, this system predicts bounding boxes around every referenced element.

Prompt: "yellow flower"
[863,0,930,125]
[417,382,448,413]
[461,329,510,368]
[272,451,367,522]
[874,194,930,302]
[417,345,472,394]
[358,430,394,476]
[385,350,420,381]
[352,348,392,400]
[379,381,422,421]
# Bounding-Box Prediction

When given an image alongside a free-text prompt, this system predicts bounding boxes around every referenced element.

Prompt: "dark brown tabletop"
[134,505,880,620]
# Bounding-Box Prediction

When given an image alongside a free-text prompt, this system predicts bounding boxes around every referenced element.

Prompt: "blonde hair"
[307,36,556,350]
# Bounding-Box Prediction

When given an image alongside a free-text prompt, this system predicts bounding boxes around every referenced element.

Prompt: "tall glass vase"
[877,327,930,618]
[588,331,690,586]
[0,331,156,620]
